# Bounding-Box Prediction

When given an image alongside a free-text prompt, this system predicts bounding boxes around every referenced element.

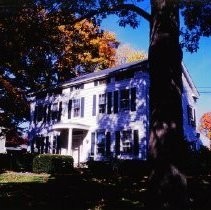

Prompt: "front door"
[72,129,87,166]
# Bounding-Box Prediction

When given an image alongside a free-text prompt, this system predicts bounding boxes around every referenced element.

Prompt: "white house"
[28,60,200,165]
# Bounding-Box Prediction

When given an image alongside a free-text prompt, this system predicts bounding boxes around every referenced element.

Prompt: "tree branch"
[71,3,151,25]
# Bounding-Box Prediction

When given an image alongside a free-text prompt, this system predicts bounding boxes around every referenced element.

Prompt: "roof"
[60,59,148,88]
[28,59,198,97]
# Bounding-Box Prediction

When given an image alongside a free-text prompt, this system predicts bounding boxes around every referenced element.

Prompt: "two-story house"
[28,60,199,165]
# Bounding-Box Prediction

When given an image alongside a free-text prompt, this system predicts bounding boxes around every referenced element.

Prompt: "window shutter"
[193,109,196,127]
[68,100,72,119]
[81,97,85,117]
[91,132,95,156]
[92,95,96,116]
[107,92,112,114]
[114,91,119,113]
[131,87,136,111]
[133,130,139,156]
[43,105,47,123]
[58,102,62,121]
[187,105,193,125]
[115,131,120,156]
[106,132,111,156]
[33,106,38,123]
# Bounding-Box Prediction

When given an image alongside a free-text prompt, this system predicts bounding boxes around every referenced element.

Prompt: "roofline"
[182,62,200,98]
[28,59,148,96]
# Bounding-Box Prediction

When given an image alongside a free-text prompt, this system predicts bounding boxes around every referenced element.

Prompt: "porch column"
[67,128,73,156]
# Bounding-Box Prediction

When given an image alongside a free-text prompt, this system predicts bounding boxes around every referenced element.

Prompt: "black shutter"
[115,131,120,156]
[58,102,62,121]
[114,91,119,113]
[193,109,196,127]
[107,92,112,114]
[43,105,47,123]
[131,87,136,111]
[187,105,192,125]
[133,130,139,156]
[92,95,96,116]
[106,132,111,156]
[91,132,95,156]
[68,100,72,119]
[81,97,85,117]
[34,106,38,123]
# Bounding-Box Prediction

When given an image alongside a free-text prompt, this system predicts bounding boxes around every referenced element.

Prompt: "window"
[121,130,132,154]
[120,89,130,110]
[51,103,58,121]
[73,99,80,117]
[97,131,106,155]
[99,94,106,113]
[187,105,196,127]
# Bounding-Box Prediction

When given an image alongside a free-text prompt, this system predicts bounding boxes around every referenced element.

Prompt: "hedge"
[0,152,37,172]
[33,154,74,174]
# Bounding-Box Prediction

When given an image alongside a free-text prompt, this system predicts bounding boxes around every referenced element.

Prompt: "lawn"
[1,170,211,210]
[0,170,148,210]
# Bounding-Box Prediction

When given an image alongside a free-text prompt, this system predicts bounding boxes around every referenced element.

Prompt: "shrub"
[33,154,74,174]
[0,152,37,172]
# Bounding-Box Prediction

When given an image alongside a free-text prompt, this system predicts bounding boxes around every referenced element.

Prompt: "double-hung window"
[73,99,80,117]
[99,94,106,113]
[121,130,132,154]
[120,89,130,110]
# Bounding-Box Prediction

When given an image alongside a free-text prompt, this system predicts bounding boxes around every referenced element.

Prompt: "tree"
[115,43,147,65]
[1,0,211,207]
[0,3,119,134]
[200,112,211,140]
[52,0,210,208]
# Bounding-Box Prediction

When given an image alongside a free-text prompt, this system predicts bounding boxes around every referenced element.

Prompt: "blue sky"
[101,15,211,123]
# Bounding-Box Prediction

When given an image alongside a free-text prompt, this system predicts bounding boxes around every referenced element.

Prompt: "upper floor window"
[120,89,130,110]
[73,99,80,117]
[187,105,196,127]
[99,94,106,113]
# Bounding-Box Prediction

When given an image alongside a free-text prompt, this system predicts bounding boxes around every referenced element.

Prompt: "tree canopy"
[0,2,119,133]
[115,43,147,65]
[200,112,211,140]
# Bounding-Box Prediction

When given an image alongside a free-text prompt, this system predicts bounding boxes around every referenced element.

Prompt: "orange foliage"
[200,112,211,140]
[57,19,119,78]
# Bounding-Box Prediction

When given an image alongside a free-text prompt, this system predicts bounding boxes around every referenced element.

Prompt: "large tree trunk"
[147,0,188,209]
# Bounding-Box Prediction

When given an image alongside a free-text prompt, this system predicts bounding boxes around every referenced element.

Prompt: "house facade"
[28,60,199,165]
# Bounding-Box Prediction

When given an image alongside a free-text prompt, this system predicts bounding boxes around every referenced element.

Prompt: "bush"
[33,154,74,174]
[0,152,37,172]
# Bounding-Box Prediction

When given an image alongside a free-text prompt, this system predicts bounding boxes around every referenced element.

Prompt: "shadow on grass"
[1,169,211,209]
[0,169,148,210]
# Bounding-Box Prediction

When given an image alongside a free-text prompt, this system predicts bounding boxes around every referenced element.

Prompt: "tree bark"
[147,0,188,209]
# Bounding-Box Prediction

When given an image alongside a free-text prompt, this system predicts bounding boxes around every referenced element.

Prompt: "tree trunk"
[147,0,188,208]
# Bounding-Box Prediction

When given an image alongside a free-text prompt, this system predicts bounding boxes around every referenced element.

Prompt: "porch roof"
[51,122,90,131]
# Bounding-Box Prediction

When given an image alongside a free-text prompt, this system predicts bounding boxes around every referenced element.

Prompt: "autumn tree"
[200,112,211,140]
[1,0,211,207]
[47,0,210,208]
[115,43,147,65]
[0,3,119,134]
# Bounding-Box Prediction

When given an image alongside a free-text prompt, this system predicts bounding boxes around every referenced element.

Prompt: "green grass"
[0,171,51,183]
